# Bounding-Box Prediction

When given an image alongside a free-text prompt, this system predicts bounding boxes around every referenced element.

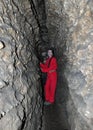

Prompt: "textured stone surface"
[63,1,93,130]
[0,0,42,130]
[45,0,93,130]
[0,0,93,130]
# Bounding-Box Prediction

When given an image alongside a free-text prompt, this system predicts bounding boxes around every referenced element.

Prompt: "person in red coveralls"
[40,48,57,105]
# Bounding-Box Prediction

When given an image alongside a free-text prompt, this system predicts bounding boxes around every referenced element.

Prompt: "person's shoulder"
[52,57,56,59]
[52,57,57,61]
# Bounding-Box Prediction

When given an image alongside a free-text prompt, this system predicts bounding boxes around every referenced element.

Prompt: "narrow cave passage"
[40,59,70,130]
[0,0,85,130]
[0,0,71,129]
[29,0,71,129]
[0,1,93,130]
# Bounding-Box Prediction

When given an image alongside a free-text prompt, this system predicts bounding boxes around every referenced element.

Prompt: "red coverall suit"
[40,57,57,103]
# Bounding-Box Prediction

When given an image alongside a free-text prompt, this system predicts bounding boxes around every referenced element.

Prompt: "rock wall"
[0,0,42,130]
[0,0,93,130]
[46,0,93,130]
[64,1,93,130]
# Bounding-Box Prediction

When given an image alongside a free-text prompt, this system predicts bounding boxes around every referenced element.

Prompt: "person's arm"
[40,61,48,73]
[40,62,47,68]
[42,57,57,73]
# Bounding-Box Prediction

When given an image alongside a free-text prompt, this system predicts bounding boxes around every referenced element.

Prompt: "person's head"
[47,48,55,58]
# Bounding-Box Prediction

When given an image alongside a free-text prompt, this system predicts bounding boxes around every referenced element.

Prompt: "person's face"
[48,50,53,58]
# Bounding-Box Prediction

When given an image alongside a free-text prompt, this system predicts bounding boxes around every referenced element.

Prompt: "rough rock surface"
[64,1,93,130]
[46,0,93,130]
[0,0,93,130]
[0,0,42,130]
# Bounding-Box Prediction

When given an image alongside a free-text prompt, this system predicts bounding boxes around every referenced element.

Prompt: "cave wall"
[64,1,93,130]
[0,0,93,130]
[46,0,93,130]
[0,0,42,130]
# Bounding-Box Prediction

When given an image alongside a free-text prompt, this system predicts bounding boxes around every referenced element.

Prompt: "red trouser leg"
[49,72,57,103]
[45,72,57,103]
[44,77,50,102]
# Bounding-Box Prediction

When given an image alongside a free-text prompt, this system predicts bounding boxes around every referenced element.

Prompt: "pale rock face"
[0,42,5,49]
[46,0,93,130]
[0,0,42,130]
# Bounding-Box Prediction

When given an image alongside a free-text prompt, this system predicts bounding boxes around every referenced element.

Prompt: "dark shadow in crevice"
[29,0,71,130]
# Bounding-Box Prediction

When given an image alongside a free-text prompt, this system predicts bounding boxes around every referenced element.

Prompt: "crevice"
[29,0,41,27]
[19,111,26,130]
[29,0,49,55]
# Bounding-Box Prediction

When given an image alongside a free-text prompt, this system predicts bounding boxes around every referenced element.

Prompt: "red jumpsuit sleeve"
[40,62,47,72]
[40,63,47,68]
[42,57,57,73]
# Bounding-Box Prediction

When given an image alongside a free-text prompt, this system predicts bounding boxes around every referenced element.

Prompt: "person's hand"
[43,60,46,63]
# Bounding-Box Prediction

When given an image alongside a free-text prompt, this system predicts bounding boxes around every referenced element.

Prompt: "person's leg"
[41,73,47,101]
[49,72,57,103]
[44,78,50,102]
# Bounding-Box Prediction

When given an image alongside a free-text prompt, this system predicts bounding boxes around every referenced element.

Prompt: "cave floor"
[41,101,70,130]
